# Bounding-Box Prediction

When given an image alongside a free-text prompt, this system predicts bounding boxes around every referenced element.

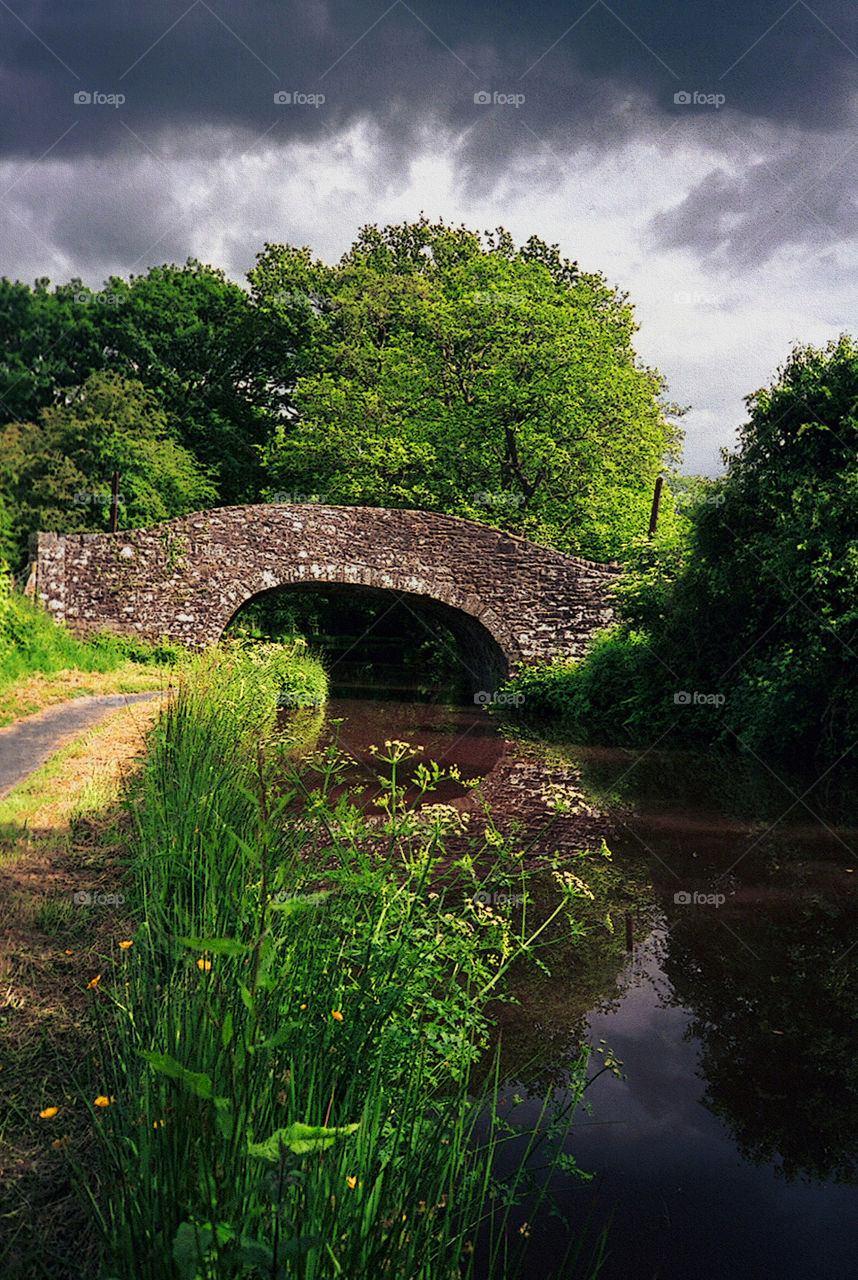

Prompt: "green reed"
[71,646,605,1279]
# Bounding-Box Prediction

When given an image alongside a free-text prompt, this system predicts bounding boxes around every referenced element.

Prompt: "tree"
[0,371,216,567]
[96,261,283,501]
[510,337,858,760]
[248,218,682,560]
[588,336,858,758]
[664,337,858,755]
[0,260,284,505]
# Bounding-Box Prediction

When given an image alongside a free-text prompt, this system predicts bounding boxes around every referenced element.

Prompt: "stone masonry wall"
[29,505,620,684]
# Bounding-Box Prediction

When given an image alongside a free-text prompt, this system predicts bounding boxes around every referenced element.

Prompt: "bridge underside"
[225,582,511,695]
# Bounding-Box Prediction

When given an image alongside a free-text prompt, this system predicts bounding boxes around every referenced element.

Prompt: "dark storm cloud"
[649,135,858,266]
[2,0,858,162]
[3,0,858,280]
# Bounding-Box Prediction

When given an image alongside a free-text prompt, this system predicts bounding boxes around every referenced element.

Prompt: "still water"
[283,699,858,1280]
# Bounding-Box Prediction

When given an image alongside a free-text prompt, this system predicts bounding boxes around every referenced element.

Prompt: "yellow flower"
[153,1119,165,1129]
[197,957,212,971]
[39,1106,59,1119]
[299,1003,307,1010]
[87,975,101,989]
[331,1009,343,1022]
[346,1176,357,1189]
[118,940,133,950]
[64,949,73,955]
[93,1095,114,1107]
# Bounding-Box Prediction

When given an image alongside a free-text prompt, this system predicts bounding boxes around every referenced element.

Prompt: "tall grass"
[71,647,603,1279]
[0,579,184,686]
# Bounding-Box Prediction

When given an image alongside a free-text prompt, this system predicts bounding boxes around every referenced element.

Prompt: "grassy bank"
[38,646,602,1279]
[0,584,184,723]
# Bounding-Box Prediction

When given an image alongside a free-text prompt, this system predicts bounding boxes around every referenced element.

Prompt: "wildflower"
[118,940,133,950]
[153,1119,165,1129]
[331,1009,343,1021]
[64,949,73,955]
[51,1136,71,1151]
[518,1222,531,1237]
[39,1107,59,1119]
[87,975,101,989]
[299,1003,307,1010]
[346,1176,357,1190]
[93,1095,114,1107]
[197,957,212,971]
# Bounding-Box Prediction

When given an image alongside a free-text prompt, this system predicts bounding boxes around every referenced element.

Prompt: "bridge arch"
[28,504,619,689]
[222,578,515,694]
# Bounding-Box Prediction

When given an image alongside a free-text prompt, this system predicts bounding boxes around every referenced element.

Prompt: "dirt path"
[0,692,164,800]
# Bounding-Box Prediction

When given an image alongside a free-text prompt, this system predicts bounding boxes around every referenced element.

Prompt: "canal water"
[281,697,858,1280]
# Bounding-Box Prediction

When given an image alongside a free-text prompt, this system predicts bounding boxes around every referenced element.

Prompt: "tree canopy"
[249,219,682,560]
[512,335,858,759]
[0,371,216,560]
[0,260,282,512]
[0,226,682,570]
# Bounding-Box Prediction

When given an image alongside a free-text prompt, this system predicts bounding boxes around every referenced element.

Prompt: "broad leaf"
[248,1121,359,1161]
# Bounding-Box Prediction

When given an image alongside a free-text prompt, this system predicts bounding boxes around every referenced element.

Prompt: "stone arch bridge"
[28,505,619,691]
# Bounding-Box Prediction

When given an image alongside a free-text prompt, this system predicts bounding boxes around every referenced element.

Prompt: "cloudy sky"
[2,0,858,473]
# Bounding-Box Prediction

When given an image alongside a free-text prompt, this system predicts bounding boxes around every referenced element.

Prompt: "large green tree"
[0,260,283,504]
[248,219,682,559]
[0,371,216,566]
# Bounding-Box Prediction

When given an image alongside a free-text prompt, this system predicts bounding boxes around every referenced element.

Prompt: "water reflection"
[281,700,858,1278]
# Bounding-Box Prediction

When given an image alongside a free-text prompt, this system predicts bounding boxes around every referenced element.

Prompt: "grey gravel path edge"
[0,692,165,802]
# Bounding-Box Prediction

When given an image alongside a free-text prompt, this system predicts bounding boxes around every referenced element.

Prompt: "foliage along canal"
[282,696,858,1280]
